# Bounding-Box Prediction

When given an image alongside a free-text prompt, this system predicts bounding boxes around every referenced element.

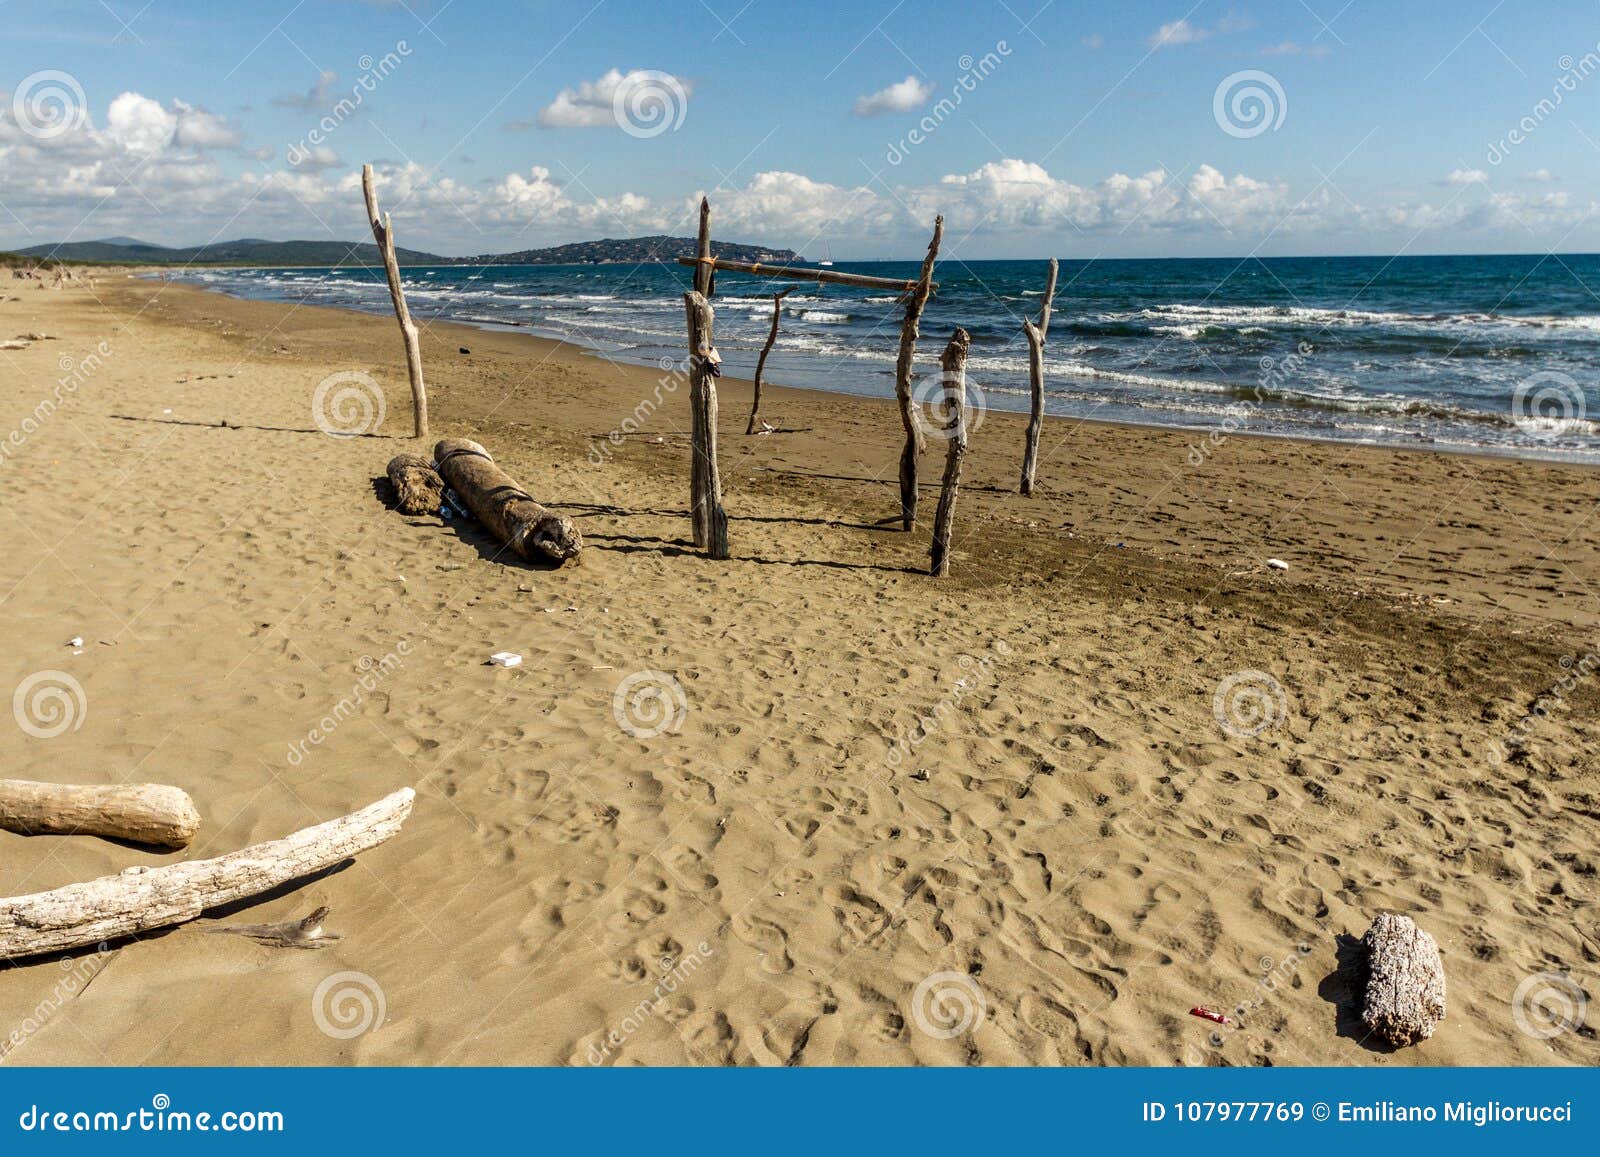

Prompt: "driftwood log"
[747,287,793,434]
[362,164,428,439]
[0,788,414,961]
[1361,913,1446,1047]
[1020,257,1058,497]
[0,780,200,849]
[929,328,972,577]
[674,256,931,293]
[684,290,730,559]
[386,453,444,516]
[894,215,944,531]
[433,438,582,563]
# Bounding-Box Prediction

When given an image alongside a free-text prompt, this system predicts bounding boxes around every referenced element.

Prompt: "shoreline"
[164,272,1600,471]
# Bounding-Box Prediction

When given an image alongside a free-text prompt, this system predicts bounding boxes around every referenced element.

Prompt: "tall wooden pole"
[1020,258,1058,497]
[929,327,971,578]
[894,215,943,530]
[361,164,428,439]
[688,197,713,546]
[747,287,793,434]
[684,290,729,559]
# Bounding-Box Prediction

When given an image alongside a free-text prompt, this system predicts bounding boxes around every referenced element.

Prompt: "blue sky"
[2,0,1600,257]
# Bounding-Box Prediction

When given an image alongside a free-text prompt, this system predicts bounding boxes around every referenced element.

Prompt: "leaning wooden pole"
[0,788,415,961]
[1020,257,1058,497]
[894,215,943,531]
[929,327,971,577]
[747,287,793,434]
[688,197,714,545]
[361,164,428,439]
[684,290,730,558]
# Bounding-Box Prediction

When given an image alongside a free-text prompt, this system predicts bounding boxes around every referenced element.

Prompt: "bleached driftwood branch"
[1019,257,1058,497]
[747,287,793,434]
[0,787,414,961]
[929,328,972,577]
[894,215,943,531]
[684,290,730,559]
[1361,913,1446,1047]
[0,780,200,849]
[362,164,429,439]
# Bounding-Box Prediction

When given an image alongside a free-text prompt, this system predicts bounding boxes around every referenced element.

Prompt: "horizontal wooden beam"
[675,256,934,293]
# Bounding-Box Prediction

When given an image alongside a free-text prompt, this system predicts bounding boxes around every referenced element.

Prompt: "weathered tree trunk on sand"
[1361,913,1446,1047]
[684,291,730,559]
[0,780,200,849]
[1020,257,1058,497]
[386,453,444,516]
[747,287,794,434]
[433,438,583,563]
[895,215,944,531]
[0,788,414,961]
[929,328,971,577]
[362,164,428,439]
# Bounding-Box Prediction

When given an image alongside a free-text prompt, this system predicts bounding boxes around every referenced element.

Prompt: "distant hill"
[15,234,804,268]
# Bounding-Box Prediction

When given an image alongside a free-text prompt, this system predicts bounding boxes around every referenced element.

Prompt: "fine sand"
[0,274,1596,1065]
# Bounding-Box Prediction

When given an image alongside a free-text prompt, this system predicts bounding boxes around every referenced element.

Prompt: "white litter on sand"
[488,651,522,668]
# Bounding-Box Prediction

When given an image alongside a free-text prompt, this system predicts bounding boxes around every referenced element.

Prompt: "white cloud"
[536,68,692,129]
[1528,168,1556,182]
[853,75,934,117]
[1446,168,1488,185]
[273,70,338,111]
[103,93,242,154]
[1149,19,1208,48]
[1081,33,1105,49]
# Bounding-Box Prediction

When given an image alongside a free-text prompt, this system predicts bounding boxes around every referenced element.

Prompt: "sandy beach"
[0,273,1596,1066]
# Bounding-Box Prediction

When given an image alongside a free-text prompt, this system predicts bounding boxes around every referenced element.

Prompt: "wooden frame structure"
[675,200,944,556]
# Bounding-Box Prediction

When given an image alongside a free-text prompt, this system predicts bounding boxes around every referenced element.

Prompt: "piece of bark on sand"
[386,453,444,516]
[433,438,582,564]
[1360,912,1446,1047]
[0,788,414,962]
[0,779,201,849]
[206,905,340,950]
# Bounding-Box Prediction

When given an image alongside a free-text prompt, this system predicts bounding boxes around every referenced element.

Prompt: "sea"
[172,253,1600,463]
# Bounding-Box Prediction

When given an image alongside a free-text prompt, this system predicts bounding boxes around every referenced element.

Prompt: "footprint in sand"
[731,913,794,973]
